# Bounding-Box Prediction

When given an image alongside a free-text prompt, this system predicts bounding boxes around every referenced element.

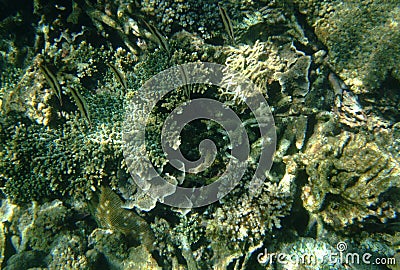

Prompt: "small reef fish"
[39,63,63,105]
[218,3,235,43]
[328,72,366,125]
[142,19,170,55]
[107,62,127,91]
[178,64,191,98]
[68,86,92,126]
[328,72,346,110]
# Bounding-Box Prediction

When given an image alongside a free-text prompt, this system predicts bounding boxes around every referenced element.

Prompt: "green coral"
[0,108,124,203]
[0,34,134,204]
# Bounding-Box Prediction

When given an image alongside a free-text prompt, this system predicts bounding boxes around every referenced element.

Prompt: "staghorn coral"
[0,112,125,203]
[1,34,136,126]
[0,32,137,204]
[207,182,291,244]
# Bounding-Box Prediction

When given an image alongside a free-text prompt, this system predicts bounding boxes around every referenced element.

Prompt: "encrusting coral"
[294,0,400,94]
[301,114,400,232]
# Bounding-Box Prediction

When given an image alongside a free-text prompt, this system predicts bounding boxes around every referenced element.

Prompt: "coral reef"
[48,234,90,270]
[0,0,399,269]
[0,199,92,269]
[204,181,292,269]
[0,114,125,203]
[87,228,159,269]
[301,114,400,232]
[15,200,70,253]
[294,0,400,93]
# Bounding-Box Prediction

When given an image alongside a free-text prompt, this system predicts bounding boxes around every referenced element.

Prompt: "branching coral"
[0,112,124,203]
[204,181,292,268]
